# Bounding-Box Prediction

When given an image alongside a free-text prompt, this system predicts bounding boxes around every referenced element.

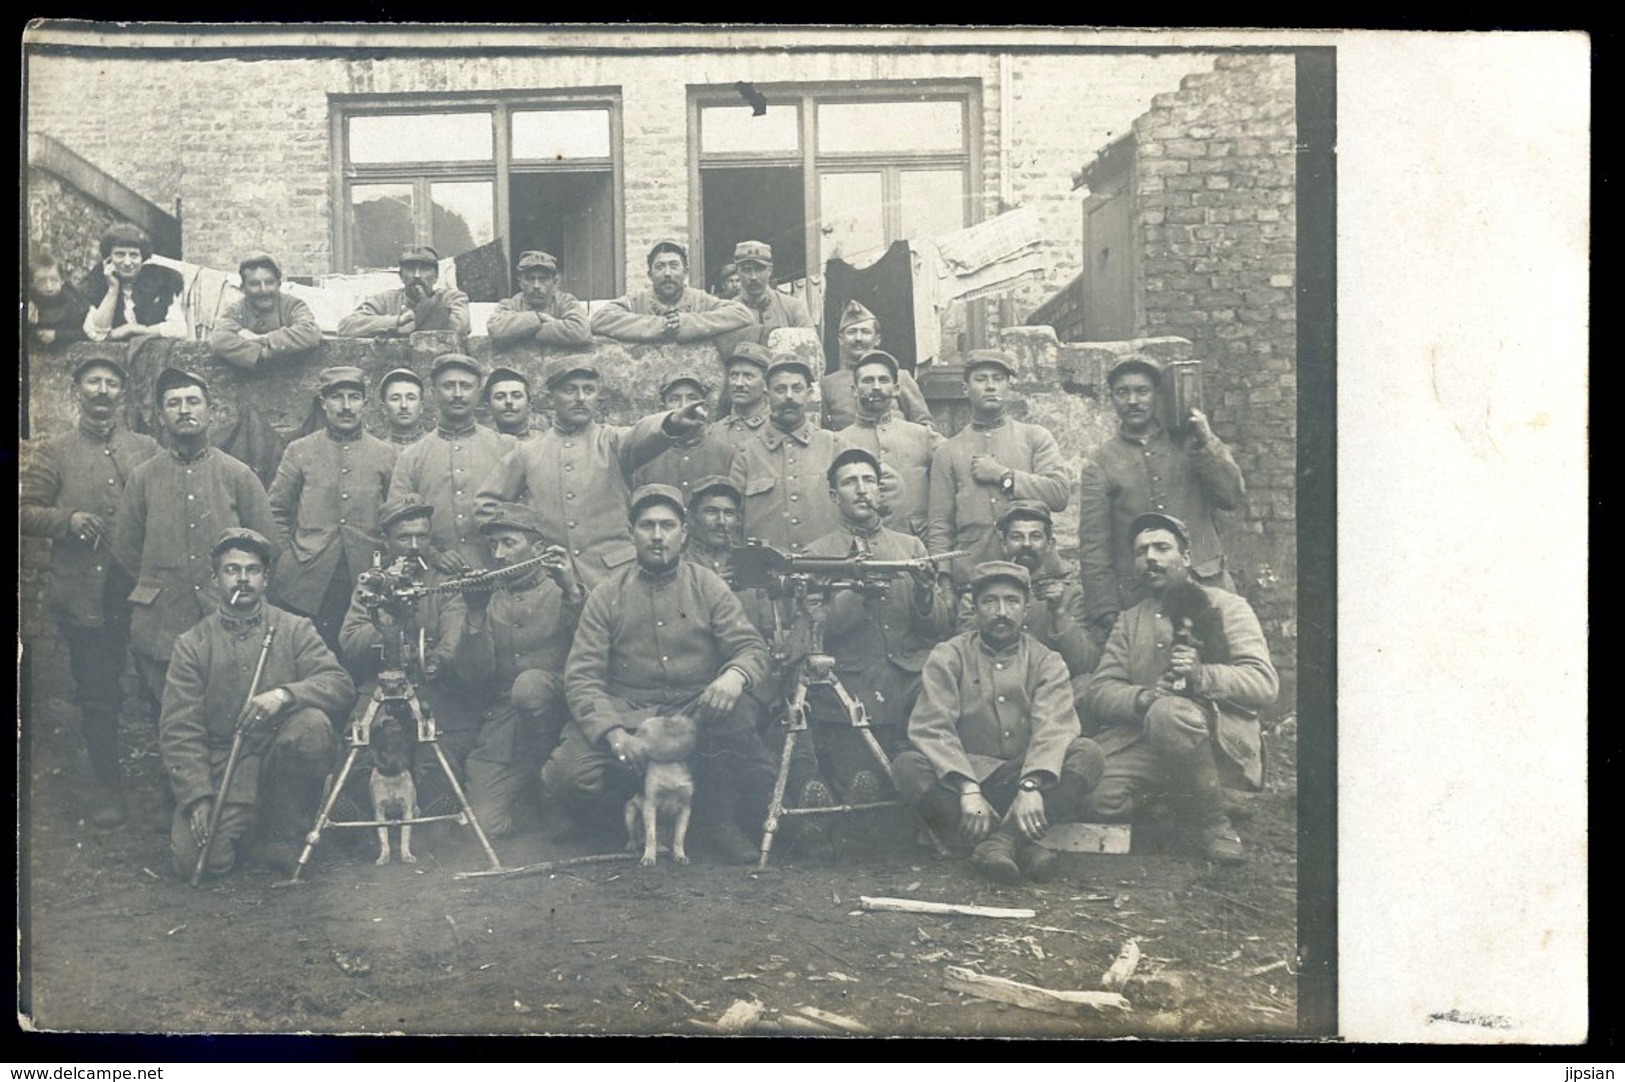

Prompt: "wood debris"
[860,896,1036,919]
[1100,939,1142,991]
[944,966,1131,1017]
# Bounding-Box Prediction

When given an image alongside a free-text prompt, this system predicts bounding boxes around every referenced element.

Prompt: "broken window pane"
[349,183,415,270]
[899,169,968,241]
[429,181,495,259]
[349,113,493,163]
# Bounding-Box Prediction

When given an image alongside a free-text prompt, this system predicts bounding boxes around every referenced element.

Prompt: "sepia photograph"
[26,23,1578,1047]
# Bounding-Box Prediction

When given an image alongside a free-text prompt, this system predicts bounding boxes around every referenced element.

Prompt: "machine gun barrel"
[731,540,970,591]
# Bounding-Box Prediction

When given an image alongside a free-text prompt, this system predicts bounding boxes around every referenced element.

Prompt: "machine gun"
[732,540,968,869]
[732,539,970,600]
[284,551,546,882]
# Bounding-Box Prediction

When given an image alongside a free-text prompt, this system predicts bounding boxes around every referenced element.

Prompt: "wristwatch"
[1018,776,1041,793]
[999,471,1016,494]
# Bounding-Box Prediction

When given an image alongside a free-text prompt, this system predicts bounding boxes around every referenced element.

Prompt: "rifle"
[190,622,277,887]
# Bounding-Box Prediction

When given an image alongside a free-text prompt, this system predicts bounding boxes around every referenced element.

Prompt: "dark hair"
[238,255,281,282]
[31,252,59,273]
[99,223,153,262]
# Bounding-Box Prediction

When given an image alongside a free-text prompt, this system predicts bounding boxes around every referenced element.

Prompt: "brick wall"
[26,43,1212,310]
[1131,52,1297,695]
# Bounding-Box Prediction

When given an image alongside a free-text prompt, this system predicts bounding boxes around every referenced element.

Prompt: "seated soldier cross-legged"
[892,561,1105,885]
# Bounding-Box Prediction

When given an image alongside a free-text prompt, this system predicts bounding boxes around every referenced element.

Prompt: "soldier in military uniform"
[837,350,942,540]
[709,342,773,452]
[894,561,1105,884]
[590,239,753,348]
[111,368,281,759]
[379,367,427,448]
[474,355,710,593]
[21,356,161,826]
[454,504,587,838]
[631,368,741,504]
[486,250,591,350]
[818,300,933,431]
[794,449,955,808]
[336,245,470,338]
[267,366,397,653]
[551,484,777,864]
[388,354,516,575]
[483,366,546,442]
[162,528,355,878]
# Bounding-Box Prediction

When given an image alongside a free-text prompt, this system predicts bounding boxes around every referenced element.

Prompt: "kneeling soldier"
[455,503,587,838]
[162,529,356,879]
[893,561,1104,884]
[552,484,777,864]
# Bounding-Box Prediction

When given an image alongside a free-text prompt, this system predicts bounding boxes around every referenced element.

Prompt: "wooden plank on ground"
[1034,822,1132,854]
[859,896,1036,919]
[944,965,1131,1017]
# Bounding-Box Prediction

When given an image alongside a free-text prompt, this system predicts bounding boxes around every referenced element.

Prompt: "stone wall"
[1130,52,1298,693]
[25,167,125,287]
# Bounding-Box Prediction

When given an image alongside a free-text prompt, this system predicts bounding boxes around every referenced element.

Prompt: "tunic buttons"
[997,695,1007,703]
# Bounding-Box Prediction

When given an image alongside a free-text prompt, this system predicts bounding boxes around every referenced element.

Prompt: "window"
[691,85,980,285]
[335,94,623,300]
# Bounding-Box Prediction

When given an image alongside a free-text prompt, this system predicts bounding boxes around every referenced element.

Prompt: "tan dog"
[369,714,418,865]
[622,714,697,867]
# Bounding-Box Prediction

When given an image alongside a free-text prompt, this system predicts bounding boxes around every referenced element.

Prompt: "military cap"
[378,493,434,532]
[429,353,483,381]
[400,245,440,267]
[515,250,560,275]
[964,349,1017,377]
[765,354,815,385]
[660,367,711,400]
[71,355,128,383]
[1128,511,1191,551]
[484,366,530,398]
[480,502,548,538]
[688,475,743,507]
[850,349,899,379]
[1106,354,1164,386]
[379,367,424,392]
[542,356,600,390]
[155,367,209,401]
[826,446,882,488]
[237,250,282,281]
[970,560,1032,596]
[838,299,878,332]
[725,341,773,372]
[996,500,1054,533]
[211,527,273,565]
[317,366,368,396]
[647,238,688,266]
[732,240,773,266]
[629,483,688,521]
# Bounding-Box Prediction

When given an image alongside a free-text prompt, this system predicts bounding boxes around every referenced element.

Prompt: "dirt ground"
[19,623,1301,1040]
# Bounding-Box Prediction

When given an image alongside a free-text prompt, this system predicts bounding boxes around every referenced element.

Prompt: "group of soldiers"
[22,224,1279,885]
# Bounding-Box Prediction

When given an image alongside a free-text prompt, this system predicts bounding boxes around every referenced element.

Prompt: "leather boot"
[1185,748,1245,864]
[261,776,321,875]
[970,827,1022,884]
[1016,837,1058,882]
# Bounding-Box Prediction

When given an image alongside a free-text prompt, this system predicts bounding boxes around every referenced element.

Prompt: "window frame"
[330,89,625,291]
[687,80,984,286]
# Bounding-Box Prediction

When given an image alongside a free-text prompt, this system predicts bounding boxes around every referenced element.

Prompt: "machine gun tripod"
[731,540,968,869]
[283,552,547,882]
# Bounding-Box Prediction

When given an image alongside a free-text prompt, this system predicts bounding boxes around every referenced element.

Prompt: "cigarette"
[230,587,245,605]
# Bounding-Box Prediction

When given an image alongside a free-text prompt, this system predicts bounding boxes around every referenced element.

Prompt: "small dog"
[369,714,419,865]
[1160,576,1231,693]
[622,714,697,867]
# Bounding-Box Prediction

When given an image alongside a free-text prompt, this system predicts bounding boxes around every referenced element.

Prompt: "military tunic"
[1077,420,1246,624]
[729,422,855,555]
[486,290,591,348]
[207,294,322,370]
[926,417,1070,584]
[839,409,942,539]
[112,445,281,664]
[21,419,161,628]
[708,401,770,453]
[715,288,814,358]
[631,429,742,504]
[589,287,753,344]
[267,429,397,616]
[474,414,674,592]
[818,367,934,432]
[388,423,516,571]
[336,286,471,337]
